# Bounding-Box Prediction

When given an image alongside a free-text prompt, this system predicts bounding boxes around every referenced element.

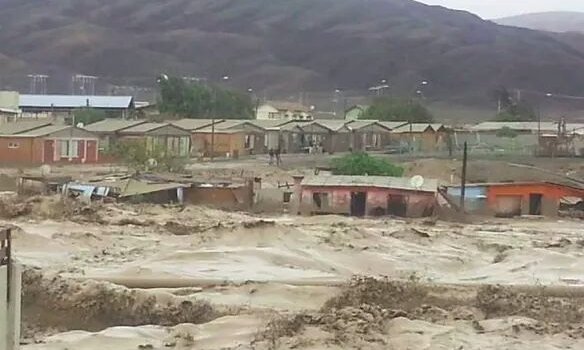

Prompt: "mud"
[21,269,223,337]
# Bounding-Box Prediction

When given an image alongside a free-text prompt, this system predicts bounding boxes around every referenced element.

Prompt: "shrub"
[331,153,404,176]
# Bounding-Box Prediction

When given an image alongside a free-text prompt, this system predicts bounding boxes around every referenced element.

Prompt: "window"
[8,142,19,149]
[59,140,79,158]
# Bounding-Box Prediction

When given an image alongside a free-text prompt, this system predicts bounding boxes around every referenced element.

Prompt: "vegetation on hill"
[362,97,433,122]
[490,87,537,122]
[158,77,253,119]
[331,153,404,177]
[3,0,584,103]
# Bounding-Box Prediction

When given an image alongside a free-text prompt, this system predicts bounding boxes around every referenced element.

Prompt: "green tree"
[109,140,186,173]
[362,97,433,122]
[496,127,519,138]
[158,77,253,119]
[494,102,536,122]
[73,108,107,126]
[331,153,404,176]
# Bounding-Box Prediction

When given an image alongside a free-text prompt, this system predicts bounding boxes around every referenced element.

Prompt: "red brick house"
[0,125,99,165]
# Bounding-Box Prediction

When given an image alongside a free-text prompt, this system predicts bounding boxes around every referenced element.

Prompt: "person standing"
[268,148,274,165]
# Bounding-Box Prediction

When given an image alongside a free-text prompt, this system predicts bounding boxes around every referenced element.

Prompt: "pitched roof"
[13,125,71,137]
[470,122,558,132]
[120,122,170,134]
[346,120,391,131]
[20,95,134,109]
[170,119,220,131]
[84,119,146,133]
[301,175,438,193]
[0,120,53,135]
[248,119,295,129]
[303,120,349,132]
[377,121,409,130]
[392,123,433,133]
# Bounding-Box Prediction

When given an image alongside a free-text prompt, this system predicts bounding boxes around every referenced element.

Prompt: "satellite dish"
[410,175,424,189]
[40,164,51,176]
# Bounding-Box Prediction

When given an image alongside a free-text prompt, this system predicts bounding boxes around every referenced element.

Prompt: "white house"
[256,101,313,121]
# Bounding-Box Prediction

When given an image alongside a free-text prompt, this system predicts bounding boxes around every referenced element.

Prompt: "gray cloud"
[418,0,584,18]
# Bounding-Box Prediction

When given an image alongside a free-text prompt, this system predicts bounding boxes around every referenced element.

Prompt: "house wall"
[185,185,254,210]
[299,186,435,217]
[0,137,39,164]
[325,133,351,153]
[486,183,584,217]
[192,132,246,158]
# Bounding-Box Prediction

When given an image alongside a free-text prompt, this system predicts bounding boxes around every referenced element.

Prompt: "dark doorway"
[350,192,367,217]
[529,193,543,215]
[387,194,407,217]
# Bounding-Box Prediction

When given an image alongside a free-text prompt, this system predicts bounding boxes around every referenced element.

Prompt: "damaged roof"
[301,175,438,193]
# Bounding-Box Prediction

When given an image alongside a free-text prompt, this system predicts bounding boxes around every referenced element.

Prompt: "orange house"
[449,182,584,217]
[0,125,99,165]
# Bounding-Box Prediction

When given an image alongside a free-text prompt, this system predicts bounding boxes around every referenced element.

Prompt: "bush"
[496,126,519,138]
[331,153,404,176]
[362,97,433,122]
[109,140,186,172]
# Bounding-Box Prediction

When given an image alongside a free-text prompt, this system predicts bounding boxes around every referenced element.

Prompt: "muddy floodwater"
[4,195,584,349]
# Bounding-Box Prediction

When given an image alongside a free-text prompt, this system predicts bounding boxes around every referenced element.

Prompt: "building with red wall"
[447,182,584,217]
[297,175,438,217]
[0,125,99,165]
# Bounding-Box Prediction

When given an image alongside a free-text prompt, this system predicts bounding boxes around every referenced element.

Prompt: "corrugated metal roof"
[0,120,53,135]
[13,125,71,137]
[392,123,433,133]
[346,120,391,131]
[20,95,134,109]
[301,175,438,193]
[84,119,146,133]
[121,122,168,133]
[171,119,220,131]
[303,120,349,132]
[248,119,293,129]
[377,121,409,130]
[470,122,558,132]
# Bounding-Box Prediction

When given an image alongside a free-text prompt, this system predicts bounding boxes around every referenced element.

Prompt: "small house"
[192,120,266,157]
[249,119,306,153]
[256,101,313,121]
[118,122,191,157]
[0,125,99,165]
[446,182,584,217]
[390,123,441,152]
[346,120,392,151]
[299,120,352,153]
[297,175,438,217]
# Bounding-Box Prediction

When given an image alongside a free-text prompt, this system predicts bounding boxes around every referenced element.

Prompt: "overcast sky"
[417,0,584,19]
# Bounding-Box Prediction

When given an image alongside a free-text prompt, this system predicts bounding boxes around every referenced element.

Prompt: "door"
[529,194,543,215]
[350,192,367,217]
[387,194,407,217]
[86,140,97,163]
[43,140,54,164]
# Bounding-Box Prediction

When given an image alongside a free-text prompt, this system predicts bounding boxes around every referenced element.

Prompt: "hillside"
[3,0,584,104]
[495,12,584,33]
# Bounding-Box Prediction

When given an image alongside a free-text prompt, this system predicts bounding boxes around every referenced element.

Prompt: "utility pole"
[211,87,216,162]
[460,142,468,212]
